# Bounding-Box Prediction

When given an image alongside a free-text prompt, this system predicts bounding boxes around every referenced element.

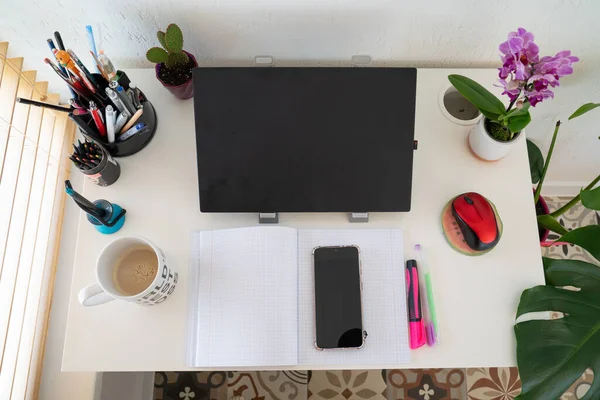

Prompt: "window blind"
[0,42,75,400]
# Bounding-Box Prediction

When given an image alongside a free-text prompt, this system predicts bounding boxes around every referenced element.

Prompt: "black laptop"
[193,67,417,213]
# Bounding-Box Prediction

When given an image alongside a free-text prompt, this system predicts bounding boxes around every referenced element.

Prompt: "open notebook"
[187,227,409,367]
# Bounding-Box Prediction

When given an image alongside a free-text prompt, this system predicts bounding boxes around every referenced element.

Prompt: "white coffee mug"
[78,236,178,307]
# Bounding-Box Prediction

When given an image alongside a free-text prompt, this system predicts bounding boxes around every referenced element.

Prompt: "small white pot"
[468,118,522,161]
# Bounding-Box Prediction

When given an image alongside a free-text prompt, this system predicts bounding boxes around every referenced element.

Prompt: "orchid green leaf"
[506,112,531,133]
[448,75,507,117]
[526,139,543,184]
[479,109,502,122]
[499,101,530,121]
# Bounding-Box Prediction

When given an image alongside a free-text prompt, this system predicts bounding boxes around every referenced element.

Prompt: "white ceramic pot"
[468,117,522,161]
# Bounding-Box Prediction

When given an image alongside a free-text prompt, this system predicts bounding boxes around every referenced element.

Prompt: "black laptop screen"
[193,67,417,213]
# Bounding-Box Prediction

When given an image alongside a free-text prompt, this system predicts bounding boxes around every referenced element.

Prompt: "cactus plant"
[147,23,197,98]
[146,24,190,70]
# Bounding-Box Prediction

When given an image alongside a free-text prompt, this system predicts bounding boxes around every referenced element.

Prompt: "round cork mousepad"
[441,195,503,256]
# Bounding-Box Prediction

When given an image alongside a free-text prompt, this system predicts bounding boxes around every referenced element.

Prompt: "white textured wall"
[1,0,599,184]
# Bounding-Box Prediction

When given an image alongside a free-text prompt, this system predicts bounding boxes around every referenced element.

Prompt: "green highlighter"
[415,244,439,346]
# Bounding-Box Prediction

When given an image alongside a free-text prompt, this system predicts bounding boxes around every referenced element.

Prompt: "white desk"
[62,68,543,372]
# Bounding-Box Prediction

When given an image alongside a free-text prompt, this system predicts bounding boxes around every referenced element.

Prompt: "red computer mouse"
[451,192,499,251]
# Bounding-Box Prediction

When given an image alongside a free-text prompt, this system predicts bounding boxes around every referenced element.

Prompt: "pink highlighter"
[406,260,426,349]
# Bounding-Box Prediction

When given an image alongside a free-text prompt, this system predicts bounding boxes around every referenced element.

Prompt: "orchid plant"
[449,28,578,141]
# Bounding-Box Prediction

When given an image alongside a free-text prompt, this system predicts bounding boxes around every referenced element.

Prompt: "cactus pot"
[155,51,197,100]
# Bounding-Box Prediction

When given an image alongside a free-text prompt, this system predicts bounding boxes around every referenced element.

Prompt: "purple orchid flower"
[497,77,522,102]
[525,50,579,106]
[528,88,554,107]
[497,29,578,107]
[498,28,539,80]
[536,50,580,77]
[530,74,559,90]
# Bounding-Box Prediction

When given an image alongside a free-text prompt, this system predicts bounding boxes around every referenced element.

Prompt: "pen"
[127,90,137,109]
[54,31,66,51]
[116,85,135,114]
[105,87,129,116]
[119,108,143,133]
[113,111,128,133]
[415,244,439,346]
[88,101,106,136]
[105,105,116,143]
[118,123,146,141]
[129,83,142,109]
[406,259,426,349]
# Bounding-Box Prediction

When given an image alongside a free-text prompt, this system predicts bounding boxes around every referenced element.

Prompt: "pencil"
[16,97,71,112]
[86,25,98,57]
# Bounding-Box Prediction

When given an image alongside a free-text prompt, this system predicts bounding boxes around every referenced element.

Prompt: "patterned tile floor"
[154,197,598,400]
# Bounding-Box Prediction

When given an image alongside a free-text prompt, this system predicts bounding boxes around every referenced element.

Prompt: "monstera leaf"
[515,257,600,399]
[557,225,600,261]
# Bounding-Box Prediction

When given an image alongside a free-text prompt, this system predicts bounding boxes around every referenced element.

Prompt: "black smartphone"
[313,245,364,350]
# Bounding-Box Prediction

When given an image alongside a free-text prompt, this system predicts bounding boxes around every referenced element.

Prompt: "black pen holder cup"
[79,144,121,187]
[78,101,157,157]
[74,71,158,157]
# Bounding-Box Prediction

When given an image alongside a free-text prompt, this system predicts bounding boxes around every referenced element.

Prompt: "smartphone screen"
[313,246,363,349]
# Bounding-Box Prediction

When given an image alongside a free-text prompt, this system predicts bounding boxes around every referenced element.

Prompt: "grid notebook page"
[297,229,409,365]
[190,227,299,367]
